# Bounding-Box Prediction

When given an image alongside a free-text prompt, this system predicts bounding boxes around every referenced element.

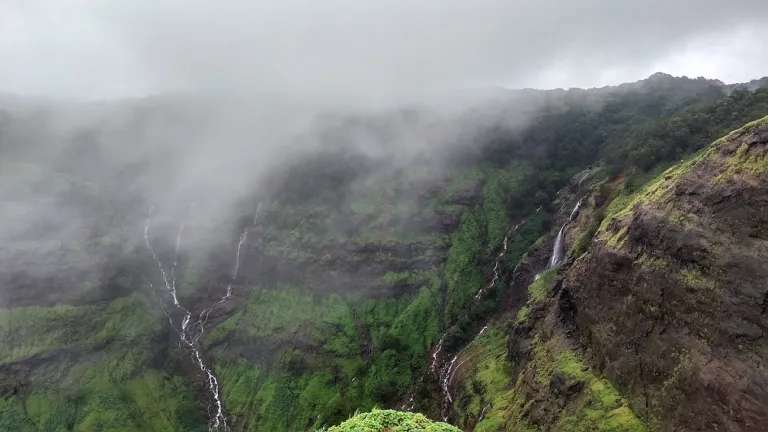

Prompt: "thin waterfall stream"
[411,198,583,421]
[404,206,545,419]
[144,206,254,432]
[549,198,583,269]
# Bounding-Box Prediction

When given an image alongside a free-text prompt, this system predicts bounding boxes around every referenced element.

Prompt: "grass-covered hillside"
[0,74,766,431]
[441,114,768,431]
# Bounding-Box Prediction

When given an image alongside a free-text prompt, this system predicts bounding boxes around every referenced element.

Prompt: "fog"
[1,0,767,308]
[3,0,768,101]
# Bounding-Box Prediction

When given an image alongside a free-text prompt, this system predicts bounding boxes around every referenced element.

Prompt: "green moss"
[710,114,768,148]
[454,330,645,432]
[680,269,717,290]
[516,305,531,324]
[205,312,243,346]
[713,136,768,184]
[599,117,768,236]
[528,268,557,303]
[605,226,629,249]
[637,254,672,270]
[515,268,558,324]
[569,205,605,259]
[599,406,647,432]
[599,147,715,233]
[326,409,460,432]
[452,328,535,431]
[538,338,645,432]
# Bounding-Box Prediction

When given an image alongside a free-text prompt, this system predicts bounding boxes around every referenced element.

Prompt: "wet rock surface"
[564,124,768,431]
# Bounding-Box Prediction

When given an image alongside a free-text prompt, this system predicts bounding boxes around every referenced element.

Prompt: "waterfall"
[478,404,491,423]
[144,206,253,432]
[253,201,262,225]
[224,230,248,299]
[430,335,446,373]
[438,324,490,421]
[578,173,588,187]
[569,198,583,221]
[474,222,520,300]
[426,220,528,420]
[549,225,566,268]
[549,198,584,268]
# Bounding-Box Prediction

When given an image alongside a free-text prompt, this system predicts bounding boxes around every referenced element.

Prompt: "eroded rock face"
[564,121,768,431]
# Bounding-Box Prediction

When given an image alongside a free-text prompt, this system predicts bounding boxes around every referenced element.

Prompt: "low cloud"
[1,0,767,102]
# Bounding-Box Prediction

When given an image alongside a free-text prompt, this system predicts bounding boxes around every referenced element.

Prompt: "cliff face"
[563,116,768,431]
[445,116,768,432]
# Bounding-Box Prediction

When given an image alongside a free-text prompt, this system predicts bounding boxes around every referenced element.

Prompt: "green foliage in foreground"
[326,409,460,432]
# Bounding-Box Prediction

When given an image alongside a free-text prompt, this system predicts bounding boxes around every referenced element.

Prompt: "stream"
[144,206,252,432]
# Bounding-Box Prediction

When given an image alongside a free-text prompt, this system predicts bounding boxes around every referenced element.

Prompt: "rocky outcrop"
[563,116,768,431]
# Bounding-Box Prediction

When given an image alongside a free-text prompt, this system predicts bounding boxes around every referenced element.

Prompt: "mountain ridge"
[0,75,767,431]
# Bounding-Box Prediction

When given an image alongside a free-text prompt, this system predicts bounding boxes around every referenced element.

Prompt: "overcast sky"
[2,0,767,102]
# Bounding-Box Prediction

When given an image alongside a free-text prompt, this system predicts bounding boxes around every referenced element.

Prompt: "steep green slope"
[195,165,533,431]
[0,294,204,432]
[0,75,767,431]
[445,115,768,431]
[563,115,768,430]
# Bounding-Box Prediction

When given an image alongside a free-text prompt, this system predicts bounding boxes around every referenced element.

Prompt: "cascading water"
[253,201,262,225]
[478,404,491,423]
[474,224,519,300]
[144,206,252,432]
[403,205,546,417]
[548,226,566,268]
[413,200,581,421]
[224,230,248,299]
[549,198,584,269]
[569,198,583,221]
[191,227,248,345]
[426,220,529,420]
[578,172,589,187]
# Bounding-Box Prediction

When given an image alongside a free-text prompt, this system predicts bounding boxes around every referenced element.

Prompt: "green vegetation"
[680,269,717,291]
[451,327,513,430]
[443,207,487,324]
[2,75,767,431]
[207,274,443,431]
[602,85,768,175]
[444,164,537,325]
[0,294,204,431]
[457,332,645,432]
[326,409,460,432]
[598,114,768,249]
[528,268,557,303]
[516,268,557,324]
[570,207,603,258]
[712,115,768,183]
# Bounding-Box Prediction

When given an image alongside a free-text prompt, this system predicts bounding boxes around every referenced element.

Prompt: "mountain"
[0,74,766,431]
[449,114,768,432]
